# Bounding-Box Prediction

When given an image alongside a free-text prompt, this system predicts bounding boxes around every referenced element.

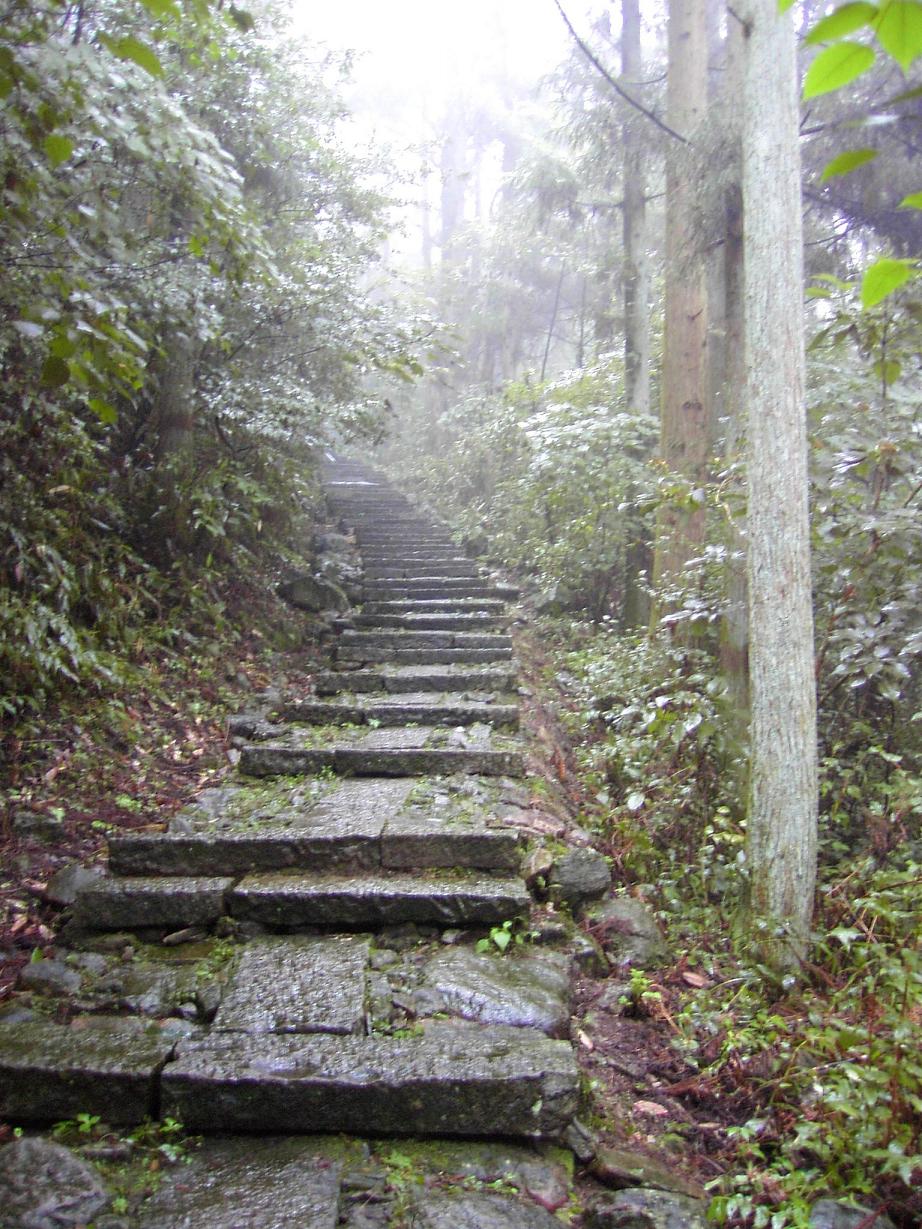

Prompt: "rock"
[278,574,348,613]
[0,998,36,1025]
[563,1117,597,1163]
[570,931,608,977]
[585,1188,709,1229]
[410,1192,564,1228]
[18,959,82,996]
[590,1146,706,1198]
[11,810,65,844]
[522,847,554,893]
[0,1138,110,1228]
[315,530,354,553]
[44,863,104,906]
[548,849,612,910]
[810,1201,897,1229]
[585,898,668,970]
[422,948,571,1036]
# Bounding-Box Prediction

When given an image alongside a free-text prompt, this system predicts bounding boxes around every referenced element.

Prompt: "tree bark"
[621,0,650,416]
[651,0,710,613]
[741,0,818,962]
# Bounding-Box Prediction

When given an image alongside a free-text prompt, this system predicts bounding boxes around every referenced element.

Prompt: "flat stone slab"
[315,668,517,695]
[382,816,519,872]
[336,648,514,666]
[352,614,507,631]
[0,1018,171,1123]
[364,564,481,579]
[422,949,571,1036]
[361,586,520,602]
[363,599,508,613]
[214,936,369,1035]
[278,699,519,730]
[339,631,512,650]
[73,875,232,929]
[137,1137,345,1229]
[239,742,524,779]
[109,779,406,876]
[227,870,530,928]
[161,1028,578,1138]
[410,1192,565,1229]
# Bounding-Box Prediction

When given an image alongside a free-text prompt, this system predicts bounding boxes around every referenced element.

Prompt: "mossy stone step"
[161,1027,578,1139]
[239,742,523,778]
[359,549,467,561]
[362,598,508,614]
[314,667,518,695]
[279,698,518,730]
[226,868,529,928]
[348,614,508,631]
[108,776,521,876]
[362,582,519,601]
[0,1018,173,1124]
[339,631,512,650]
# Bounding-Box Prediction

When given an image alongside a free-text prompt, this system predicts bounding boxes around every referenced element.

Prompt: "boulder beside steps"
[0,455,579,1147]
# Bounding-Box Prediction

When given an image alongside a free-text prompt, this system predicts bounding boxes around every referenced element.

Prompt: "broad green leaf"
[898,191,922,208]
[806,2,877,44]
[140,0,181,17]
[41,356,70,387]
[88,398,117,424]
[873,0,922,67]
[43,134,73,167]
[803,41,875,96]
[101,35,163,77]
[778,0,796,12]
[820,147,879,180]
[860,256,916,307]
[806,286,833,298]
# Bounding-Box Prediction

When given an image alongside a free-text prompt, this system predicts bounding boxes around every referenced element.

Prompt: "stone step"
[359,549,467,561]
[72,866,527,932]
[279,698,519,730]
[239,740,523,777]
[314,667,518,694]
[336,647,513,665]
[356,535,455,547]
[364,565,481,581]
[0,1021,578,1141]
[161,1027,578,1138]
[108,776,521,876]
[347,613,508,631]
[362,599,508,614]
[339,631,512,650]
[226,869,530,929]
[362,581,519,600]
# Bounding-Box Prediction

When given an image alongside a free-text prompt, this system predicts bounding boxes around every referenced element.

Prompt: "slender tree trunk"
[651,0,710,614]
[741,0,817,962]
[621,0,650,416]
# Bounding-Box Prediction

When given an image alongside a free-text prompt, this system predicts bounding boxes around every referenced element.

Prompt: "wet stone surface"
[421,948,571,1036]
[409,1192,566,1229]
[0,1138,111,1229]
[213,935,369,1035]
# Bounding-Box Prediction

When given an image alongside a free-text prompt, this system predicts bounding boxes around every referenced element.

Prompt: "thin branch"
[553,0,688,145]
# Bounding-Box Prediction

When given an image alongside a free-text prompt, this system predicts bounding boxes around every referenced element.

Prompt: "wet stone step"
[108,777,521,876]
[363,564,481,579]
[239,742,524,778]
[136,1137,347,1229]
[73,874,233,930]
[348,613,508,631]
[359,549,467,561]
[339,631,512,650]
[335,647,514,665]
[214,936,369,1036]
[0,1018,172,1124]
[314,667,518,694]
[227,869,530,929]
[362,583,520,601]
[362,599,508,614]
[278,698,519,730]
[161,1027,578,1138]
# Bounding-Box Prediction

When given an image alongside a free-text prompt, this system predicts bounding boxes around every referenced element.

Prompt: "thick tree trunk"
[621,0,650,416]
[651,0,710,614]
[741,0,818,962]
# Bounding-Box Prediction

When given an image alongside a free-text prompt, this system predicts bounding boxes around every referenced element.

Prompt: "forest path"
[0,458,711,1226]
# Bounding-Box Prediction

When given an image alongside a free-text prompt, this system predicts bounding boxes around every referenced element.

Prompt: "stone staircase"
[0,458,580,1163]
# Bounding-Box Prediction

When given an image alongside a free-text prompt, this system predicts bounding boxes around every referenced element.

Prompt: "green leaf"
[898,191,922,207]
[860,257,916,307]
[778,0,796,12]
[820,147,879,180]
[88,398,117,424]
[140,0,181,17]
[100,35,164,77]
[806,2,878,43]
[41,356,70,387]
[43,134,74,168]
[873,0,922,67]
[803,41,876,96]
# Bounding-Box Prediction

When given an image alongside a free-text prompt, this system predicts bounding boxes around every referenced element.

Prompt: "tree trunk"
[621,0,650,416]
[651,0,710,615]
[741,0,818,963]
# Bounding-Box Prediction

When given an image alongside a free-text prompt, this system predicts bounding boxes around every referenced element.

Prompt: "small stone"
[410,1192,563,1228]
[522,847,554,893]
[0,1138,110,1228]
[586,898,668,970]
[0,998,36,1025]
[570,931,608,977]
[549,849,611,910]
[563,1117,597,1163]
[44,863,104,906]
[370,949,399,970]
[12,810,66,844]
[19,959,82,996]
[811,1201,897,1229]
[175,1001,199,1021]
[590,1146,706,1198]
[195,981,223,1022]
[585,1188,709,1229]
[162,926,208,947]
[440,929,465,945]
